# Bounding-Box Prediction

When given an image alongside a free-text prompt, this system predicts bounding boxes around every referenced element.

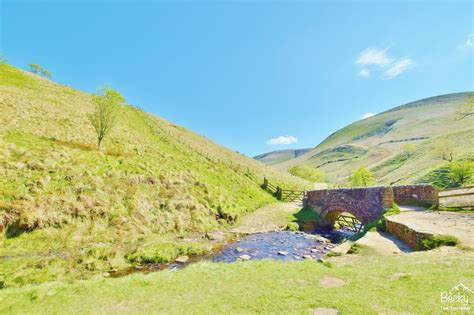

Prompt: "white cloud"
[356,47,415,80]
[361,112,376,119]
[356,48,393,67]
[458,33,474,50]
[382,58,415,80]
[267,135,298,145]
[358,69,370,78]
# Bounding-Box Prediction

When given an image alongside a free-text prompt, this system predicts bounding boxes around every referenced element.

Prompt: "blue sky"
[1,0,472,156]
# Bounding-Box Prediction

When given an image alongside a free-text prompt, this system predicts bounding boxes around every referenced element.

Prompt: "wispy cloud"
[356,48,393,67]
[361,112,376,119]
[355,47,415,80]
[358,69,370,78]
[382,58,415,80]
[458,33,474,50]
[267,135,298,145]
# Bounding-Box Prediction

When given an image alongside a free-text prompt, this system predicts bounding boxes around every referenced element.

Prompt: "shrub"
[418,235,459,250]
[285,222,299,232]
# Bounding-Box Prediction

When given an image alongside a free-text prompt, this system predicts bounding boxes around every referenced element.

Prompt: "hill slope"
[254,148,311,165]
[0,64,309,287]
[275,93,474,186]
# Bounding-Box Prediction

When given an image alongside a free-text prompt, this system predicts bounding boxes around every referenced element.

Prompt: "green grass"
[0,248,472,314]
[418,235,460,250]
[0,64,310,288]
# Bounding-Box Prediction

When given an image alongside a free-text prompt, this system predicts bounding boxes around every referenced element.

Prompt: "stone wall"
[385,218,432,249]
[392,184,438,206]
[305,186,394,225]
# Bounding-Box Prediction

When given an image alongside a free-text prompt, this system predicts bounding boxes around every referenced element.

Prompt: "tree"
[288,165,326,183]
[456,94,474,120]
[88,87,125,150]
[448,161,473,186]
[434,139,455,162]
[403,143,415,158]
[28,63,52,78]
[351,167,374,187]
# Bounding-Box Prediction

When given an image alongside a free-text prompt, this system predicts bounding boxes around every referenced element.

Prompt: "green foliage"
[418,235,459,250]
[88,87,125,149]
[402,143,415,158]
[28,63,52,78]
[448,161,473,186]
[433,138,455,162]
[288,165,326,183]
[127,242,207,264]
[385,203,400,216]
[350,167,374,187]
[285,222,299,231]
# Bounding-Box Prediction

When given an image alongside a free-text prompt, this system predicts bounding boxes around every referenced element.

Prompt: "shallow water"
[213,231,338,262]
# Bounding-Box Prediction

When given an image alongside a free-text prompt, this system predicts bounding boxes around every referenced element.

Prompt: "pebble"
[317,258,325,263]
[239,254,251,261]
[236,247,243,252]
[311,249,319,253]
[302,255,314,260]
[175,256,189,264]
[102,272,110,277]
[278,251,288,256]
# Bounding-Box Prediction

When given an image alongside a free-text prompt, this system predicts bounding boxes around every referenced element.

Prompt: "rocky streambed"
[213,231,338,262]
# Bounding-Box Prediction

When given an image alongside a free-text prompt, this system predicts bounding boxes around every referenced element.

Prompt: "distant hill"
[254,148,312,165]
[0,64,308,286]
[275,92,474,186]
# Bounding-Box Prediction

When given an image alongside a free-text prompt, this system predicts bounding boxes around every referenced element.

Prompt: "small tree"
[28,63,52,78]
[449,161,473,186]
[88,87,125,150]
[403,143,415,158]
[351,167,374,187]
[434,139,455,162]
[456,94,474,120]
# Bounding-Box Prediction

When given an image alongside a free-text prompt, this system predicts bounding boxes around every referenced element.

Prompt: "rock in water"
[175,256,189,264]
[278,251,288,256]
[235,247,244,252]
[311,248,319,253]
[302,255,314,260]
[239,254,251,261]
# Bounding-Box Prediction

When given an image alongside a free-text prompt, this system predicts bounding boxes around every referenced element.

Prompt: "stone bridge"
[303,184,437,227]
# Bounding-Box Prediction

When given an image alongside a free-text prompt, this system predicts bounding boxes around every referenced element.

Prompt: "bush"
[385,203,400,216]
[418,235,459,250]
[285,222,299,232]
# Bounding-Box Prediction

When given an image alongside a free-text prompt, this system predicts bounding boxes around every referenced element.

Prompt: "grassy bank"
[0,64,309,288]
[0,247,472,314]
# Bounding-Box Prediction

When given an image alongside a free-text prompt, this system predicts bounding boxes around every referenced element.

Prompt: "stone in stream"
[235,247,244,252]
[239,254,251,261]
[175,256,189,264]
[278,251,288,256]
[311,249,319,253]
[302,255,314,260]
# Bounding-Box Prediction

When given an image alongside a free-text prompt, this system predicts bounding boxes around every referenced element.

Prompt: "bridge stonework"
[304,184,437,226]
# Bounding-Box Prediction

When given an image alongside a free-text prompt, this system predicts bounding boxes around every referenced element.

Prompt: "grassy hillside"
[276,93,474,187]
[0,64,309,287]
[254,148,311,165]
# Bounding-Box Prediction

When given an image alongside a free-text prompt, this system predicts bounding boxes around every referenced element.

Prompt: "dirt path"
[356,231,412,255]
[387,206,474,248]
[231,202,300,234]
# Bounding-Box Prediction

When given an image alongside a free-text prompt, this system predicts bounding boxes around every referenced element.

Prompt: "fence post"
[276,186,282,200]
[263,177,268,189]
